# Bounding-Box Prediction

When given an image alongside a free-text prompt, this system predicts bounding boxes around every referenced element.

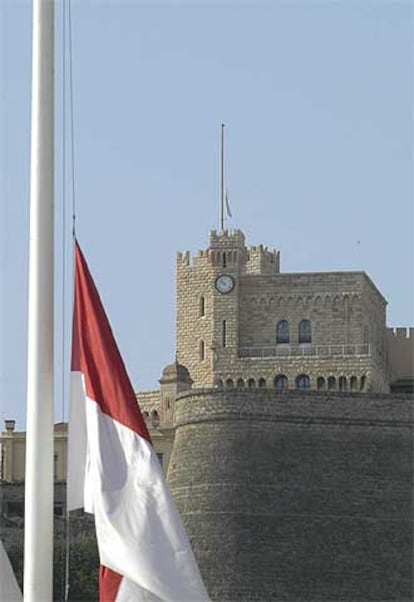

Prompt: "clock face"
[215,274,235,294]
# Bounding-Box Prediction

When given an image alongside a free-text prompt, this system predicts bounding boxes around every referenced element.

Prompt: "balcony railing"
[238,344,370,359]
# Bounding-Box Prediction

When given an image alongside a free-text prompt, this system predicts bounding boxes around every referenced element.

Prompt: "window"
[298,319,312,344]
[54,504,64,517]
[296,374,311,390]
[258,378,266,389]
[360,375,366,391]
[248,378,256,388]
[350,376,358,391]
[199,340,205,361]
[328,376,336,391]
[276,320,289,344]
[237,378,245,389]
[151,410,160,428]
[222,253,227,268]
[222,320,227,348]
[199,296,205,317]
[226,378,234,389]
[338,376,347,391]
[216,378,224,389]
[274,375,288,390]
[317,377,326,391]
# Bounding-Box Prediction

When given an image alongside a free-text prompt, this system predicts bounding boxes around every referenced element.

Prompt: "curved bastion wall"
[167,389,414,602]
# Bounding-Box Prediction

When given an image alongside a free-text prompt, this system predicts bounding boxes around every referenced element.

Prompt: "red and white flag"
[68,241,210,602]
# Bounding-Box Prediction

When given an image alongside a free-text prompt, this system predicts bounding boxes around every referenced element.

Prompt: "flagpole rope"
[63,0,78,598]
[68,0,77,238]
[62,2,70,599]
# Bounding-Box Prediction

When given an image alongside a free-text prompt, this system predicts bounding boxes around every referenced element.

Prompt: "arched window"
[317,377,326,391]
[216,378,224,389]
[360,375,366,391]
[226,378,234,389]
[296,374,311,390]
[328,376,336,391]
[258,378,266,389]
[199,296,205,317]
[338,376,347,391]
[274,375,288,390]
[237,378,245,389]
[248,378,256,388]
[222,320,227,348]
[222,253,227,268]
[199,340,205,361]
[151,410,160,428]
[350,376,358,391]
[298,319,312,344]
[276,320,289,344]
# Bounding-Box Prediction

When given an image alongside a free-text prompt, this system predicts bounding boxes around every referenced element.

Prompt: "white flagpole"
[24,0,54,600]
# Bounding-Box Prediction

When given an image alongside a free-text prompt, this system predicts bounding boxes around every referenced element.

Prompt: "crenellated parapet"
[245,244,280,275]
[386,327,414,389]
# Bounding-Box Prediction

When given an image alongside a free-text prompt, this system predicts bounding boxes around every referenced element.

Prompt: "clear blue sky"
[1,1,413,429]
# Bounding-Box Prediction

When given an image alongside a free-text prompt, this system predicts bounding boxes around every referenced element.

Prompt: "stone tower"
[176,229,389,394]
[159,360,193,427]
[177,229,280,388]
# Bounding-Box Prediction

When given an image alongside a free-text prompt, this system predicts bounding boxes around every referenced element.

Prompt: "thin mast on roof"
[24,0,55,600]
[220,123,225,231]
[220,123,232,232]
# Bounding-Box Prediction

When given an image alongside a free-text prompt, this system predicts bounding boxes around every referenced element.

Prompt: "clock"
[215,274,235,294]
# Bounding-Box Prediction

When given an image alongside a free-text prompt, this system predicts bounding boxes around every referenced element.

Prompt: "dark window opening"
[151,410,160,428]
[360,375,366,391]
[274,375,288,390]
[276,320,289,344]
[296,374,311,390]
[199,296,205,317]
[317,377,326,391]
[54,504,64,517]
[298,319,312,344]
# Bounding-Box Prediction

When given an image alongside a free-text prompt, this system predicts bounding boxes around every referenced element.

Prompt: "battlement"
[387,327,414,340]
[386,327,414,384]
[209,229,246,248]
[245,244,280,275]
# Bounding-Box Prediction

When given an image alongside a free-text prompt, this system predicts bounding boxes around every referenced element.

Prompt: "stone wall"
[167,389,414,602]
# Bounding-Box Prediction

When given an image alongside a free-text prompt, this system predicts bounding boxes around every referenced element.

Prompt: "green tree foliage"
[54,537,99,601]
